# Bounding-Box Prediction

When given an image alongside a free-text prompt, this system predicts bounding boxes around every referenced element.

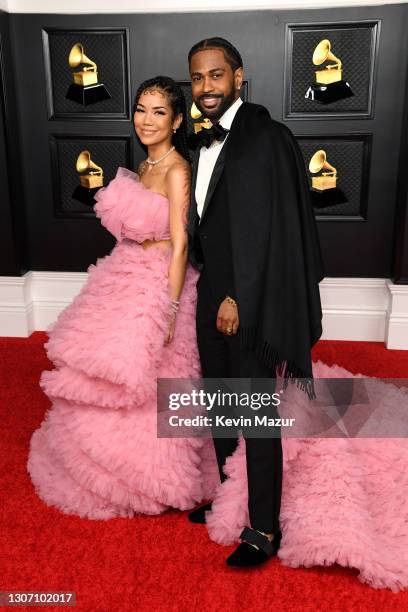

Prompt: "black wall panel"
[0,11,27,276]
[298,134,372,220]
[285,21,379,118]
[42,27,130,120]
[2,4,408,277]
[49,134,132,218]
[0,18,14,272]
[392,59,408,284]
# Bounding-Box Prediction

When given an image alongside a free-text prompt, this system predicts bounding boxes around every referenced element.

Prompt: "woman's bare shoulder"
[166,158,191,183]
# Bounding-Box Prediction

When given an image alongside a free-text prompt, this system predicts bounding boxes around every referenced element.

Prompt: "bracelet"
[225,295,237,307]
[170,299,180,313]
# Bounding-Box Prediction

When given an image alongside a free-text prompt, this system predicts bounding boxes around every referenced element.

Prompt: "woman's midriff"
[141,238,171,251]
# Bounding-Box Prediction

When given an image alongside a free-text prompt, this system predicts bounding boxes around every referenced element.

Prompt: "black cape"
[189,102,324,397]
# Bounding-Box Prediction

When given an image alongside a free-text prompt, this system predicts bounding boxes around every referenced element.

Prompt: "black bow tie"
[188,123,229,150]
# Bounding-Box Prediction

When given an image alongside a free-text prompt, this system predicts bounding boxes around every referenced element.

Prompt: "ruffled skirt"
[28,240,218,518]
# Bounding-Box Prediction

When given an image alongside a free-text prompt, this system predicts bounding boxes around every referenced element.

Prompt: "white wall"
[4,0,407,14]
[0,1,9,11]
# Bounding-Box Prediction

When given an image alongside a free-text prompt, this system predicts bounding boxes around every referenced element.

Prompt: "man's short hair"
[188,37,243,72]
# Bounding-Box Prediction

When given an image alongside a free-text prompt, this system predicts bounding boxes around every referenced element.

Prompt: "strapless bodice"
[93,167,170,242]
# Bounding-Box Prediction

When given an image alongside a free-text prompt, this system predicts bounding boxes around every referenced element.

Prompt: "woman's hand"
[164,310,177,345]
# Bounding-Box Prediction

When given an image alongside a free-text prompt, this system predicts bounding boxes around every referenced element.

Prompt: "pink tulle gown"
[28,167,217,518]
[28,167,408,592]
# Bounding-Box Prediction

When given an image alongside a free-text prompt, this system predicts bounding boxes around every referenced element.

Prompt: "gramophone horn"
[312,39,342,70]
[68,43,97,71]
[68,43,84,67]
[309,149,326,173]
[76,150,103,175]
[76,150,91,173]
[190,102,202,120]
[309,149,337,176]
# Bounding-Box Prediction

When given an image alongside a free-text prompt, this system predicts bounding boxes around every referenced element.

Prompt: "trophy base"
[305,81,354,104]
[310,187,348,209]
[72,185,101,206]
[66,83,111,106]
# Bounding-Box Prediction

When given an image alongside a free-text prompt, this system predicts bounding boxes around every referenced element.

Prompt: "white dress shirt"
[195,97,243,219]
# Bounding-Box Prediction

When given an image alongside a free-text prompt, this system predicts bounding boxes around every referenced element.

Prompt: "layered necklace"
[146,146,175,166]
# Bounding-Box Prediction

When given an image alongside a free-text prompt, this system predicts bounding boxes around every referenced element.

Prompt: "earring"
[173,129,177,134]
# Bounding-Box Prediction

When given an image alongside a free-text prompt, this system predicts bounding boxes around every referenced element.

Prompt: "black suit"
[188,104,283,534]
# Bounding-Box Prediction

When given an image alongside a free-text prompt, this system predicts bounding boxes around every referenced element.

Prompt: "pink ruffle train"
[206,361,408,592]
[28,167,408,592]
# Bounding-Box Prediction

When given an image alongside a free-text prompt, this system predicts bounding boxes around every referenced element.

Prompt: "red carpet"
[1,332,407,611]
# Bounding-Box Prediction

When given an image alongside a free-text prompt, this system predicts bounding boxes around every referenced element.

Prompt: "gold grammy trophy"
[66,43,111,106]
[309,149,337,191]
[72,150,104,206]
[305,39,354,104]
[308,149,347,208]
[187,102,213,149]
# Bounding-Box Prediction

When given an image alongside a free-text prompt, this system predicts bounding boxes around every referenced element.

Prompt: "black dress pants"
[196,273,282,534]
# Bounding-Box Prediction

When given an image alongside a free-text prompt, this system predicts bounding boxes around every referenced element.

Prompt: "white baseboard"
[27,271,88,333]
[1,272,408,348]
[0,275,32,337]
[385,282,408,349]
[0,272,87,337]
[318,277,390,342]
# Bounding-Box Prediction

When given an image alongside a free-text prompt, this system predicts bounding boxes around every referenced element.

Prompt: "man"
[186,37,323,567]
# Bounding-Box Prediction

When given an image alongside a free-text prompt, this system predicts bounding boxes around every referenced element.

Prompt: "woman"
[28,76,218,518]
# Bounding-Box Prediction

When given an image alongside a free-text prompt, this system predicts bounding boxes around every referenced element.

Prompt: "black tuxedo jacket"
[187,101,324,392]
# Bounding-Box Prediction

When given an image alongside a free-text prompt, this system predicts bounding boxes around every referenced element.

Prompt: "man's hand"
[216,298,239,335]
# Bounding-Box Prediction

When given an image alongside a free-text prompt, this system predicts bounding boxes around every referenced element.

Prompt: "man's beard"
[195,87,237,124]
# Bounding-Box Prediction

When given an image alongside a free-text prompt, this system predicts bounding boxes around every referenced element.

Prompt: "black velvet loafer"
[226,526,282,567]
[188,501,213,524]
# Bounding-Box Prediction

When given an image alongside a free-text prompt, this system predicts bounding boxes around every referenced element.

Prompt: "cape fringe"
[240,326,316,400]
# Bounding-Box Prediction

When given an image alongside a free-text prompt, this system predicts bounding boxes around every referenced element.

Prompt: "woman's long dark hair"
[133,76,190,163]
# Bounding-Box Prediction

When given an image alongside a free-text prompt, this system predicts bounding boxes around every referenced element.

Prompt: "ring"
[226,328,232,334]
